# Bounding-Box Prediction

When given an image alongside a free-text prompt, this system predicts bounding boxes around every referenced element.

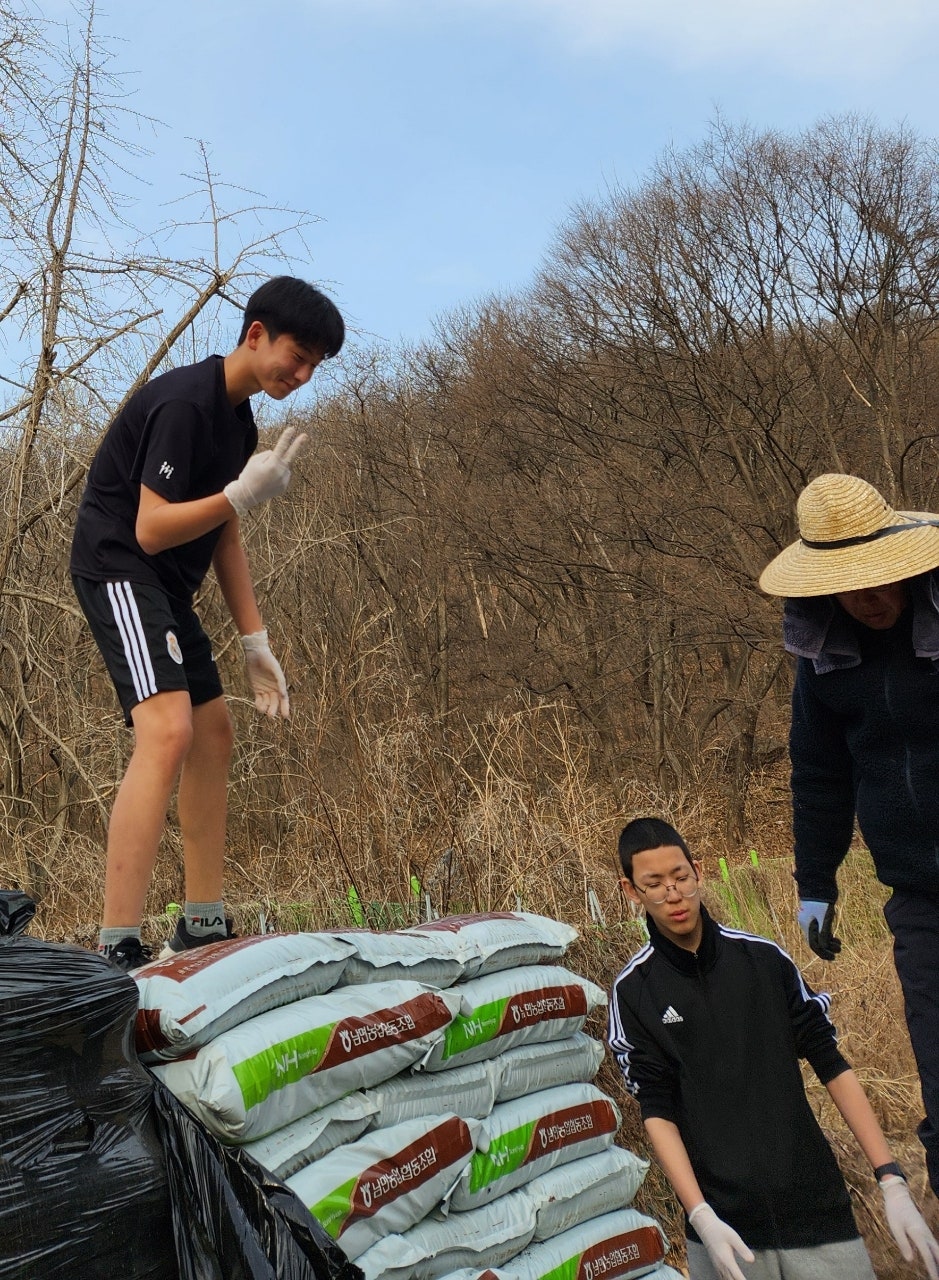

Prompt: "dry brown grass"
[14,706,932,1279]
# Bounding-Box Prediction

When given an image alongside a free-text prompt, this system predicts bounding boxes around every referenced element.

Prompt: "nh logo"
[159,460,174,479]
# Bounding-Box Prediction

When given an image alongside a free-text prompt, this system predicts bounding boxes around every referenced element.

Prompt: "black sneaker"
[106,936,154,972]
[159,916,236,959]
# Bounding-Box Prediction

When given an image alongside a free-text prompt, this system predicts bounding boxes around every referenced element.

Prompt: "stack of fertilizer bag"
[134,911,681,1280]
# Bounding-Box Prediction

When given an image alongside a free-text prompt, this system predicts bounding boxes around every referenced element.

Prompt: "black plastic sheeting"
[0,925,177,1278]
[0,893,362,1280]
[153,1081,362,1280]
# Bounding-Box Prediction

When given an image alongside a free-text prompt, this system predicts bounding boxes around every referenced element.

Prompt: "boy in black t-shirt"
[71,277,344,969]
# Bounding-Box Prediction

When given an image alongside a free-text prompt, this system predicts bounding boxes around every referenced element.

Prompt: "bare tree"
[495,117,939,834]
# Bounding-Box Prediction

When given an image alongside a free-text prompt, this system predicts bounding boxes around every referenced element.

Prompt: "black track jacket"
[790,606,939,902]
[608,907,858,1250]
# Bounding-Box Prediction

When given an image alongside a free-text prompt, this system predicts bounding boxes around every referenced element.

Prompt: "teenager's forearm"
[825,1068,893,1170]
[136,484,234,554]
[212,521,263,635]
[644,1117,706,1213]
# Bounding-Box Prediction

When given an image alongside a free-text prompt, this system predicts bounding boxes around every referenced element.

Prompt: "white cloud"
[345,0,939,80]
[542,0,937,75]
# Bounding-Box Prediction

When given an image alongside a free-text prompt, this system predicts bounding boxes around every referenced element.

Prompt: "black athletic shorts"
[72,576,224,725]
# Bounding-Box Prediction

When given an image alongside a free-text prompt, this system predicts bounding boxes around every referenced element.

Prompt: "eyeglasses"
[620,871,700,906]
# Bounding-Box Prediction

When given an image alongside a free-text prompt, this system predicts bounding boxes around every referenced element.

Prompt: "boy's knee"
[193,698,235,761]
[156,717,195,765]
[132,693,195,764]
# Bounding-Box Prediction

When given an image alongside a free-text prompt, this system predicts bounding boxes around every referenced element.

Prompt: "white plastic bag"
[357,1196,536,1280]
[152,980,461,1141]
[287,1113,478,1260]
[509,1208,667,1280]
[243,1092,378,1178]
[522,1146,649,1240]
[134,932,354,1060]
[447,1083,620,1211]
[420,966,606,1072]
[493,1033,604,1102]
[330,929,469,989]
[366,1059,496,1130]
[404,912,578,979]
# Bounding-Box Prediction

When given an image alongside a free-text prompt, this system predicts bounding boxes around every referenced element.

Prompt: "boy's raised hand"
[688,1203,755,1280]
[880,1177,939,1278]
[224,425,309,515]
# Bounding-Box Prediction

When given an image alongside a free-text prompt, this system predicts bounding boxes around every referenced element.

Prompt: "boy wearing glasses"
[608,817,939,1280]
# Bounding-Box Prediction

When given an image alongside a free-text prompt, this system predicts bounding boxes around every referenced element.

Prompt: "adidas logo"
[661,1006,684,1025]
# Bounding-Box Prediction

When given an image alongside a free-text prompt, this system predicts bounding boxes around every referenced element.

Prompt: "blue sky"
[65,1,939,350]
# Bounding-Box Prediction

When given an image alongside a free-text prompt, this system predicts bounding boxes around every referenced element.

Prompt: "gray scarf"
[782,572,939,674]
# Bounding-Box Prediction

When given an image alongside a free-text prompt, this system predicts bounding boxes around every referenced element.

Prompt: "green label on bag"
[469,1119,535,1192]
[308,1175,357,1239]
[469,1099,614,1196]
[232,1021,336,1110]
[539,1261,579,1280]
[441,997,508,1060]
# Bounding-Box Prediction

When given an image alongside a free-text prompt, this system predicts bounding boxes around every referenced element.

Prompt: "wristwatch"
[874,1161,906,1183]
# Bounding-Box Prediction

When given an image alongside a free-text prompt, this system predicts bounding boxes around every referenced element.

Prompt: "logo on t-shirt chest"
[158,460,174,479]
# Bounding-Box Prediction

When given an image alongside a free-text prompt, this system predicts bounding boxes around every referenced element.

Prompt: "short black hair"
[238,276,345,356]
[618,817,693,882]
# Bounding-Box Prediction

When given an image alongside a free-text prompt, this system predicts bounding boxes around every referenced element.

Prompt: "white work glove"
[688,1202,755,1280]
[880,1176,939,1279]
[224,425,308,516]
[241,630,290,719]
[797,899,842,961]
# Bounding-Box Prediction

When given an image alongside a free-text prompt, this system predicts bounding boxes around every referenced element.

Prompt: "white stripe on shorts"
[106,581,158,703]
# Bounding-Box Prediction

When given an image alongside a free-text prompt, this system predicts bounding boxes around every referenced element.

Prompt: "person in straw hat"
[760,472,939,1201]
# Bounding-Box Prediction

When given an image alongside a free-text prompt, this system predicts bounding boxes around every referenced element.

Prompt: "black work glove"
[797,900,842,960]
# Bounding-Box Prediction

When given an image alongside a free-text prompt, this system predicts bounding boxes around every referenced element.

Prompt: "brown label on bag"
[531,1098,618,1159]
[345,1115,473,1227]
[140,935,268,982]
[134,999,209,1052]
[412,912,520,933]
[499,982,588,1034]
[575,1225,664,1278]
[135,1006,170,1053]
[318,991,453,1071]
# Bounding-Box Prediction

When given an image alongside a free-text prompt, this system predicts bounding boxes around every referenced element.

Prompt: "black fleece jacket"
[608,907,857,1250]
[791,607,939,902]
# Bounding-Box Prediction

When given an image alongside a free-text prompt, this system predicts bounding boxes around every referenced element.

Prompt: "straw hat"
[759,473,939,597]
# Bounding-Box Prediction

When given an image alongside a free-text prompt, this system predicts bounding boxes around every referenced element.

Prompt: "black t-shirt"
[70,356,257,602]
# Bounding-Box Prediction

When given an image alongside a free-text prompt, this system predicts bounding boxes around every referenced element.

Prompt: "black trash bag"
[151,1078,363,1280]
[0,891,34,938]
[0,903,177,1280]
[0,893,360,1280]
